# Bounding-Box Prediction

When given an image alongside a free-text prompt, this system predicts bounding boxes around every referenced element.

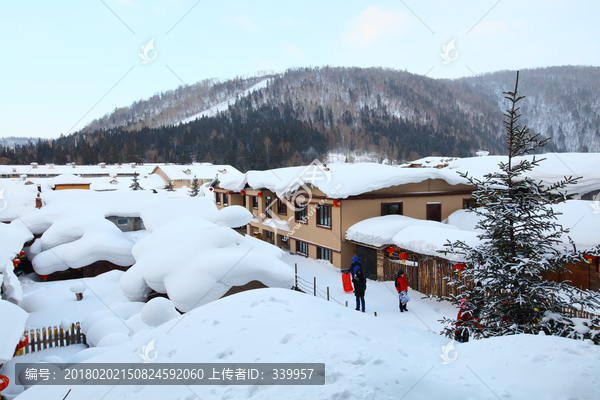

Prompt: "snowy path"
[282,252,457,336]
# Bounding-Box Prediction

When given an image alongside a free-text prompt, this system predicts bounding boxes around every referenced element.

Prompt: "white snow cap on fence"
[70,282,87,294]
[121,199,294,312]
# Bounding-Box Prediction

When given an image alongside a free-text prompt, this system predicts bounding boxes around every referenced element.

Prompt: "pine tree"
[442,72,600,343]
[188,176,200,197]
[129,171,144,191]
[164,180,175,192]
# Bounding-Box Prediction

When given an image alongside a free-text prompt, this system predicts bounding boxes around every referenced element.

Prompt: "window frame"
[251,196,258,210]
[223,193,229,206]
[296,240,308,256]
[316,205,332,229]
[463,198,476,209]
[215,192,221,205]
[116,218,128,226]
[316,246,332,263]
[381,202,403,216]
[277,199,287,215]
[295,202,307,224]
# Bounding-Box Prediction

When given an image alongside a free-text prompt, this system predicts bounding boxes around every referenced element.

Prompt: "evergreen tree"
[129,171,144,191]
[442,72,600,343]
[188,176,200,197]
[164,180,175,192]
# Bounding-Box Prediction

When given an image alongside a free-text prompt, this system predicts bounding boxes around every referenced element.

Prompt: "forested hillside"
[2,66,599,170]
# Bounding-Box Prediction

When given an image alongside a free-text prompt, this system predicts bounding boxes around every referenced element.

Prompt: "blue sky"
[1,0,599,139]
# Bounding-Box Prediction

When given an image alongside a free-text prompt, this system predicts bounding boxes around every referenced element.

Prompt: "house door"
[427,203,442,222]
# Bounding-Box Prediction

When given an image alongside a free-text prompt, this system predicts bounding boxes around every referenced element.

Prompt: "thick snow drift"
[12,288,600,400]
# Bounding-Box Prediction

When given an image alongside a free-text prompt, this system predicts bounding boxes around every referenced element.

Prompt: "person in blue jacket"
[350,255,362,277]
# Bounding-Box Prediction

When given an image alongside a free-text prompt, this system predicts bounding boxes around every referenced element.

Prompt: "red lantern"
[40,275,49,280]
[209,187,214,192]
[398,252,409,260]
[0,375,9,392]
[257,192,263,197]
[19,251,25,257]
[333,199,341,208]
[454,263,466,271]
[240,190,246,195]
[385,247,395,254]
[12,259,20,265]
[583,254,597,263]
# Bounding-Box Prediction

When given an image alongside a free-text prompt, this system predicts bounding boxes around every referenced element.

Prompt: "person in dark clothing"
[350,255,362,277]
[352,268,366,312]
[395,270,409,312]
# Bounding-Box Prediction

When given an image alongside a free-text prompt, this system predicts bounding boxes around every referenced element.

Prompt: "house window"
[216,192,221,205]
[117,218,128,226]
[316,205,331,228]
[295,202,307,223]
[427,203,442,222]
[463,198,476,209]
[243,195,246,207]
[296,240,308,256]
[266,230,273,239]
[223,193,229,206]
[382,202,403,216]
[317,247,332,263]
[277,199,287,215]
[252,196,258,209]
[265,196,273,217]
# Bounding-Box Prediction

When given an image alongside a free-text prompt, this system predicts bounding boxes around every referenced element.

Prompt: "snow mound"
[96,332,131,347]
[15,288,600,400]
[19,293,55,312]
[86,316,131,347]
[121,202,294,312]
[215,205,252,228]
[0,299,29,364]
[140,297,180,327]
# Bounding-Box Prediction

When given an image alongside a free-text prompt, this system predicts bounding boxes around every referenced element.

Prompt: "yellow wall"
[54,184,91,190]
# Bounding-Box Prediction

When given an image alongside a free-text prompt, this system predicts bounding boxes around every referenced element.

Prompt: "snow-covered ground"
[2,253,599,399]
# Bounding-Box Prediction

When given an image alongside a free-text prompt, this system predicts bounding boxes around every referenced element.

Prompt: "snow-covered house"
[216,163,475,271]
[346,200,600,293]
[151,164,241,189]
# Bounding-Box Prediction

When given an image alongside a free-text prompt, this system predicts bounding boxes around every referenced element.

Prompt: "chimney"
[71,163,76,169]
[35,193,42,209]
[31,162,38,169]
[99,163,106,169]
[131,163,136,168]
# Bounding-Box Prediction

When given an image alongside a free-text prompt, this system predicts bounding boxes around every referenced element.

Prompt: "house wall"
[105,216,144,232]
[236,180,473,271]
[54,184,91,190]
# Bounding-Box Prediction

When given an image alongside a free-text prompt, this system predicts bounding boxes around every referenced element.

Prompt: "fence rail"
[293,264,346,307]
[14,322,87,357]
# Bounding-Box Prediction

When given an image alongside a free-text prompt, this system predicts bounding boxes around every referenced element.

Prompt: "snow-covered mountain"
[79,65,600,155]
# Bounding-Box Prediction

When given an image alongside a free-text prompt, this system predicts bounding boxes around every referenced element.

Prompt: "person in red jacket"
[455,299,474,342]
[395,270,409,312]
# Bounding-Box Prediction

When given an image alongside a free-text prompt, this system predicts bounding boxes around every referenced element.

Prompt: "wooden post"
[29,329,35,354]
[374,311,377,317]
[345,301,348,307]
[295,263,298,289]
[314,277,316,297]
[70,324,75,345]
[59,327,65,347]
[65,328,70,346]
[54,326,59,348]
[327,287,329,301]
[76,322,82,344]
[36,328,41,352]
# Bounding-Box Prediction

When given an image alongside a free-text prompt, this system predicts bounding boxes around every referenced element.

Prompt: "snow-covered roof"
[155,164,242,181]
[121,198,294,312]
[0,163,159,177]
[0,222,34,304]
[445,153,600,198]
[220,163,471,199]
[0,299,28,363]
[345,215,479,261]
[49,173,91,187]
[446,200,600,251]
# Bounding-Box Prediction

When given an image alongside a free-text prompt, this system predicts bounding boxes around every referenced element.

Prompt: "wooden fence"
[14,322,87,357]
